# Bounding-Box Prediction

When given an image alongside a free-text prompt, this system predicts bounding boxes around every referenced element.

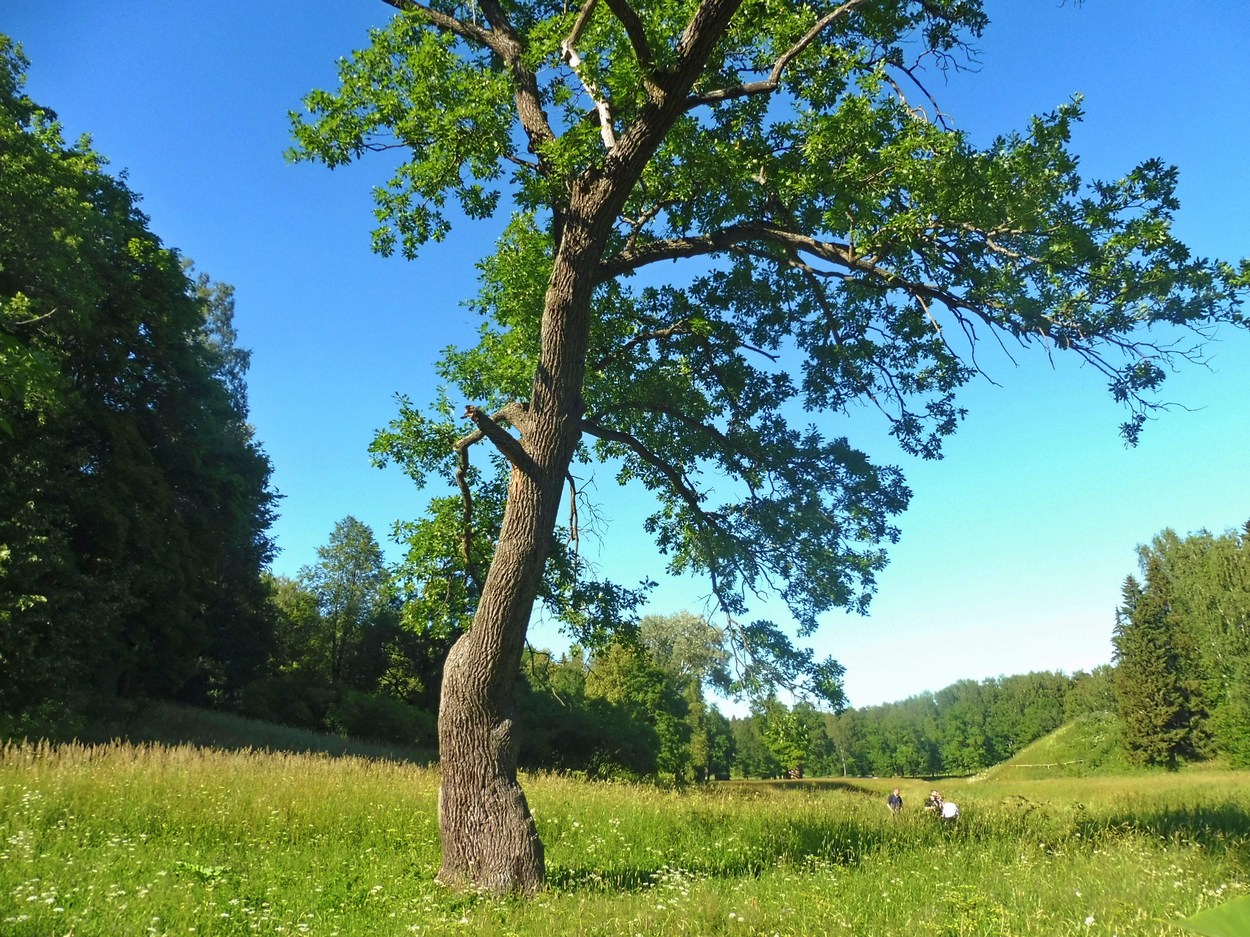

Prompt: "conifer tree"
[1113,563,1200,767]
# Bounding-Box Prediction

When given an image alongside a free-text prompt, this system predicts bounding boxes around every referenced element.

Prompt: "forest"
[4,17,1250,788]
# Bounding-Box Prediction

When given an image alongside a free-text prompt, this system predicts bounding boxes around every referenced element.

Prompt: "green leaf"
[1175,895,1250,937]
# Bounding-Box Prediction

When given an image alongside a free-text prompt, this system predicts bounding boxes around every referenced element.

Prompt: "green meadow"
[2,712,1247,936]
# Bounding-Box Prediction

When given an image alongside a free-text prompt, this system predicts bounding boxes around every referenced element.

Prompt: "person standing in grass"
[924,790,943,813]
[888,788,903,816]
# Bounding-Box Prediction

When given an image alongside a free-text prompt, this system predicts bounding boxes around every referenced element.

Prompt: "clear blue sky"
[5,2,1248,709]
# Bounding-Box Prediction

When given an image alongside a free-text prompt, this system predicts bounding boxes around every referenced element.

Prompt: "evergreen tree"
[1113,565,1200,767]
[1133,524,1250,765]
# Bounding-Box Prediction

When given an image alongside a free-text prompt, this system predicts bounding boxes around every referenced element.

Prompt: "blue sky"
[5,2,1248,709]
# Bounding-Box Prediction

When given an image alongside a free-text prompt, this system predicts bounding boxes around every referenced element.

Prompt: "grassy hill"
[976,710,1128,781]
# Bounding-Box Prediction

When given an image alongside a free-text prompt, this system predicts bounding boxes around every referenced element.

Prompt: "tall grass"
[2,740,1247,935]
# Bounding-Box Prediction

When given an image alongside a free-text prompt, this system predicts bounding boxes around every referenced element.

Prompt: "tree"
[730,713,779,779]
[1132,524,1250,765]
[584,639,691,778]
[291,2,1248,892]
[1,36,277,730]
[1064,665,1116,721]
[299,516,394,687]
[824,708,859,777]
[1113,565,1201,767]
[639,611,731,780]
[754,695,810,777]
[934,679,992,774]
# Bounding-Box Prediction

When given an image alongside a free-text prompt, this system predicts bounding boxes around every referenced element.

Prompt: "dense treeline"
[1114,522,1250,768]
[817,668,1114,778]
[246,516,453,748]
[0,38,277,734]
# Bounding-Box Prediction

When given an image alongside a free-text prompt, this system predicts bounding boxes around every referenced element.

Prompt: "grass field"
[2,716,1248,936]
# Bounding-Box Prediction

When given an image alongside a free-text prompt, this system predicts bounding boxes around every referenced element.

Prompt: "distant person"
[924,790,942,813]
[887,788,903,815]
[940,799,960,822]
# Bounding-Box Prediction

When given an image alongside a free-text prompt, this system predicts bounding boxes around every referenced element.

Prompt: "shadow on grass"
[546,813,956,894]
[77,700,435,765]
[1080,803,1250,864]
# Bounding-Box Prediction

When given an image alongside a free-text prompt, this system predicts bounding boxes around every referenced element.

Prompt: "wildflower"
[1085,915,1095,926]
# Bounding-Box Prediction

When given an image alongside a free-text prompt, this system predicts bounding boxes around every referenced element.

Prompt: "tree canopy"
[0,36,278,731]
[1116,523,1250,767]
[294,1,1247,693]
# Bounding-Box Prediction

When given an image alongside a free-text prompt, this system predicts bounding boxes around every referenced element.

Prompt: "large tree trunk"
[434,475,554,894]
[436,222,600,895]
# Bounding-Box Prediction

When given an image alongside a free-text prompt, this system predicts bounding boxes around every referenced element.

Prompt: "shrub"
[324,690,435,748]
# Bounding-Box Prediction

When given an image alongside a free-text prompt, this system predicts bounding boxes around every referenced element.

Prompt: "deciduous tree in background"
[1,37,277,730]
[299,516,394,686]
[291,0,1247,892]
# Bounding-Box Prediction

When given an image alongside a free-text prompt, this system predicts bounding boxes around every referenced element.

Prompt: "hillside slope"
[976,711,1127,781]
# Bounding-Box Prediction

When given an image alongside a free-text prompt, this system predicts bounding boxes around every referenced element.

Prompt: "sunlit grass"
[2,739,1247,935]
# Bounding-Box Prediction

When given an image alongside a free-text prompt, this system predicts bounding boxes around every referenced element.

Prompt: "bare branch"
[454,445,484,593]
[684,0,872,110]
[566,471,581,564]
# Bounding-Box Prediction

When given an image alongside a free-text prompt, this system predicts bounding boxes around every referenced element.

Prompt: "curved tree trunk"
[436,222,600,895]
[435,460,564,894]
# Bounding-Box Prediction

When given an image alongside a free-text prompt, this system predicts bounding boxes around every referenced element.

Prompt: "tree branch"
[454,402,534,472]
[599,220,988,319]
[602,0,742,179]
[580,418,708,521]
[382,0,562,219]
[592,317,698,371]
[454,445,485,593]
[560,0,618,149]
[684,0,872,110]
[603,0,655,79]
[590,400,761,483]
[380,0,493,44]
